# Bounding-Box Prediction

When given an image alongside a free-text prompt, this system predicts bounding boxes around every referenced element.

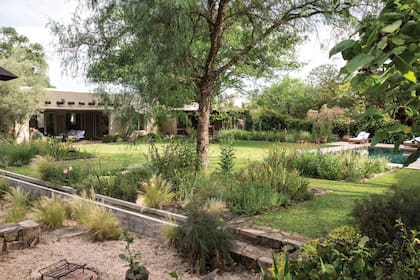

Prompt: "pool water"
[368,148,410,164]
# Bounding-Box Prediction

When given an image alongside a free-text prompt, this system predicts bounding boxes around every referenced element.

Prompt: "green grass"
[6,140,325,176]
[253,169,420,237]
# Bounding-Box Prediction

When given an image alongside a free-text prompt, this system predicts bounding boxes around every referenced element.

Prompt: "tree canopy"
[0,27,50,139]
[52,0,378,169]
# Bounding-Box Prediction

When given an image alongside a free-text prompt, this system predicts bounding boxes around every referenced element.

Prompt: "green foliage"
[137,175,174,209]
[4,187,29,223]
[327,225,361,244]
[147,140,197,184]
[221,149,312,215]
[31,195,68,229]
[265,221,419,279]
[119,231,147,277]
[332,0,420,159]
[0,140,92,167]
[352,185,420,243]
[217,129,311,143]
[174,204,233,273]
[289,150,388,181]
[0,178,10,199]
[218,138,235,175]
[0,27,50,137]
[222,178,288,215]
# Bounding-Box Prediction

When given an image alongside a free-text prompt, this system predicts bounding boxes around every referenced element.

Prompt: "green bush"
[174,204,233,273]
[292,150,388,181]
[102,134,116,143]
[264,221,420,279]
[6,142,37,166]
[352,185,420,243]
[147,140,197,185]
[218,138,235,174]
[217,129,312,143]
[222,180,288,215]
[32,195,68,229]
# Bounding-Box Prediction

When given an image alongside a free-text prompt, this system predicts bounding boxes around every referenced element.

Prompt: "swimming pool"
[368,148,410,164]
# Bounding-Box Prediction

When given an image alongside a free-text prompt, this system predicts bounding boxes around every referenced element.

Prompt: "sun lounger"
[348,131,370,144]
[403,136,420,148]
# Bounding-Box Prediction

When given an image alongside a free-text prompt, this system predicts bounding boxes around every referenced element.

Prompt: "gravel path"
[0,226,260,280]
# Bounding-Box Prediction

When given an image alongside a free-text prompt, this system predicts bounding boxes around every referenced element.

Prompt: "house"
[30,88,152,140]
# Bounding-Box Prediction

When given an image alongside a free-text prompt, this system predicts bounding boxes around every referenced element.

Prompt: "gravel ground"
[0,226,260,280]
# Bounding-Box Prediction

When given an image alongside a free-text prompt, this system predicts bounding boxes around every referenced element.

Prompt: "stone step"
[231,224,311,250]
[231,240,275,270]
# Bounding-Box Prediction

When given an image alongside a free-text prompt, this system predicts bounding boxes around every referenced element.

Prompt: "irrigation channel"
[0,169,310,269]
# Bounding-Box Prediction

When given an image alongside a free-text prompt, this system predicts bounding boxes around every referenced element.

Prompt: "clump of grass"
[4,187,29,223]
[0,178,10,199]
[203,197,227,216]
[137,175,174,209]
[85,205,121,241]
[31,155,54,180]
[31,195,68,229]
[71,190,121,241]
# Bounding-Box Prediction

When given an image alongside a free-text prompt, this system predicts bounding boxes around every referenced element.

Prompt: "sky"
[0,0,344,93]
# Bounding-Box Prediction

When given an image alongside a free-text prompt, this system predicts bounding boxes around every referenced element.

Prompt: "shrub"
[6,142,37,166]
[222,180,287,215]
[264,221,419,280]
[217,138,235,174]
[147,140,197,185]
[174,204,233,273]
[4,187,29,223]
[137,175,174,209]
[352,185,420,243]
[31,195,68,229]
[0,178,10,199]
[102,134,115,143]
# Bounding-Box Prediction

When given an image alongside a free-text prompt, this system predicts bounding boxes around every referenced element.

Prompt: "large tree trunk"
[197,80,213,170]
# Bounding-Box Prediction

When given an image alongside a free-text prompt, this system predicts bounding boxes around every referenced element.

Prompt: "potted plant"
[119,231,149,280]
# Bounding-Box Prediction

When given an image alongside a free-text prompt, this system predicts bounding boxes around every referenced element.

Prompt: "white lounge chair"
[403,136,420,148]
[348,131,370,144]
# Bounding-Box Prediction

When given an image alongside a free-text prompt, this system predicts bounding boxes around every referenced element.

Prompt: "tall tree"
[0,27,50,140]
[51,0,376,169]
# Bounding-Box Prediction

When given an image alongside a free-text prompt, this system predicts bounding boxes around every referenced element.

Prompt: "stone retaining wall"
[0,220,41,253]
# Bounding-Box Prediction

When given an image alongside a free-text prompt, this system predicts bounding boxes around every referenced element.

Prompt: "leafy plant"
[352,185,420,243]
[174,204,233,273]
[31,194,68,229]
[137,175,174,209]
[119,231,148,278]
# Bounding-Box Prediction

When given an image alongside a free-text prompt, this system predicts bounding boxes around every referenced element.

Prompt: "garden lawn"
[253,169,420,237]
[4,140,324,176]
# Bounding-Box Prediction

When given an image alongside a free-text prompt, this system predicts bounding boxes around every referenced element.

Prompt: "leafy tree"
[0,27,50,140]
[330,0,419,162]
[51,0,376,169]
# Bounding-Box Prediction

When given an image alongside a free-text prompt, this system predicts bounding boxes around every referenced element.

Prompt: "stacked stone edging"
[0,220,41,253]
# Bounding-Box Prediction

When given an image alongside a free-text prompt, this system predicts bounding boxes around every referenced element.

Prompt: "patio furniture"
[39,259,86,280]
[348,131,370,144]
[66,130,85,141]
[403,137,420,148]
